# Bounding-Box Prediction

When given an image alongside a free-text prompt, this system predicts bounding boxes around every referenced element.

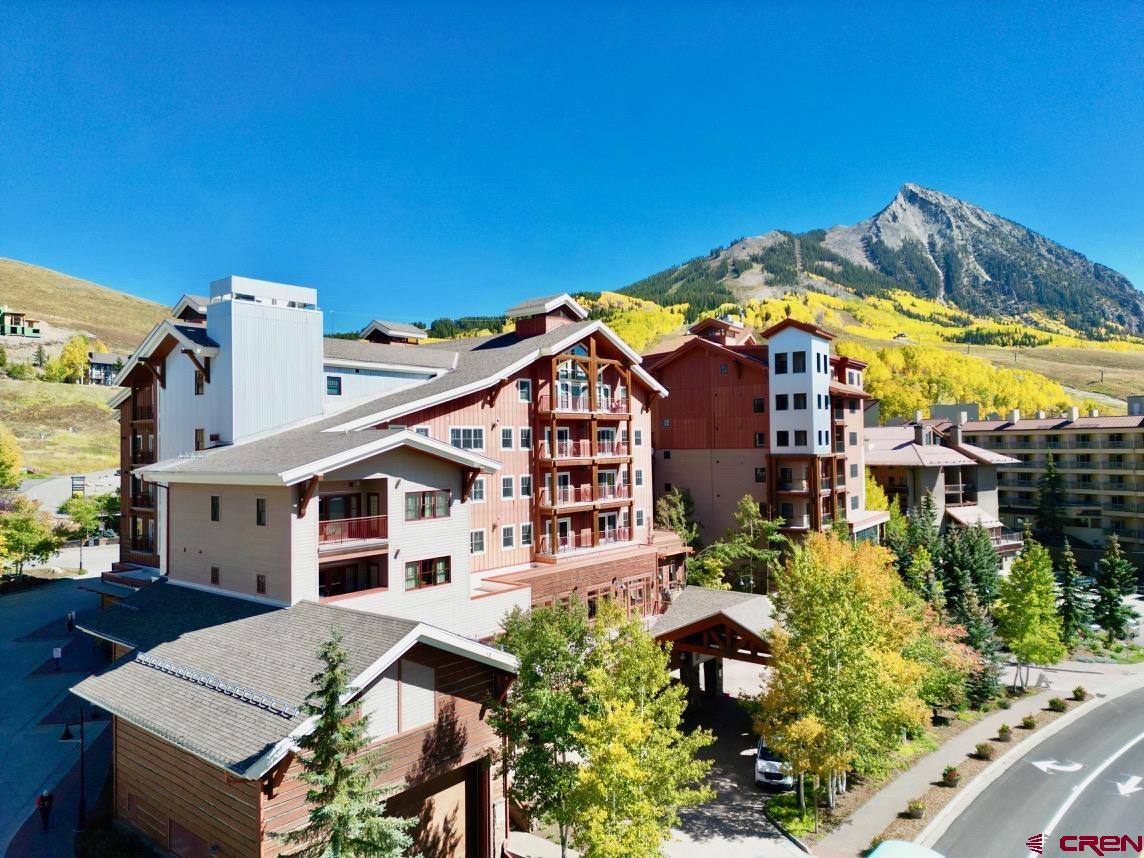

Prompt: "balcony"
[130,450,156,465]
[990,528,1024,552]
[596,440,630,457]
[538,484,631,507]
[132,405,155,422]
[535,526,632,557]
[537,394,630,415]
[130,538,155,554]
[131,492,155,509]
[777,479,810,493]
[540,439,592,460]
[318,515,389,545]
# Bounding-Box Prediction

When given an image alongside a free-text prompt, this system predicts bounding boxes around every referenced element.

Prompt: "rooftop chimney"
[1008,408,1021,422]
[1068,406,1079,421]
[958,411,968,426]
[949,423,963,446]
[1036,410,1046,419]
[914,423,926,446]
[914,409,924,425]
[1089,408,1099,417]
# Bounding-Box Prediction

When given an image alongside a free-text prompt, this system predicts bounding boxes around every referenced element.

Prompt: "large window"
[326,376,342,396]
[775,394,789,411]
[405,557,450,590]
[793,393,807,410]
[255,497,267,527]
[794,430,808,446]
[517,378,532,401]
[774,352,788,374]
[776,431,790,447]
[405,490,450,521]
[470,529,485,554]
[792,351,806,373]
[450,427,484,451]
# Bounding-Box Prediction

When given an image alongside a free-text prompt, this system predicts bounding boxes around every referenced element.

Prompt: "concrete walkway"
[0,580,111,856]
[815,660,1144,858]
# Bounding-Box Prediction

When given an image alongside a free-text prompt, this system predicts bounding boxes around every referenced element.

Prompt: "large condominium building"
[936,406,1144,564]
[110,277,688,640]
[644,317,889,543]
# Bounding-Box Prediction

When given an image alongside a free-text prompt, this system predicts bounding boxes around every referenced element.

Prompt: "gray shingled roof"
[504,293,588,320]
[143,321,598,479]
[88,352,123,366]
[73,583,420,777]
[322,337,457,370]
[361,319,428,339]
[653,586,776,639]
[175,323,219,349]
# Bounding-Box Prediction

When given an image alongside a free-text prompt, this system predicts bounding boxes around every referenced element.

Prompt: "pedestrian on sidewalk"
[36,790,54,832]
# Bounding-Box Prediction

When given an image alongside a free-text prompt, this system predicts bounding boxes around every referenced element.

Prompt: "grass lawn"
[0,378,119,474]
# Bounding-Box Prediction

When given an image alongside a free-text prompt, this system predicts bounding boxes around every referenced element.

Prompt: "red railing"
[540,439,592,459]
[537,532,585,555]
[318,515,389,544]
[594,483,631,501]
[596,441,629,456]
[539,485,591,506]
[598,526,631,545]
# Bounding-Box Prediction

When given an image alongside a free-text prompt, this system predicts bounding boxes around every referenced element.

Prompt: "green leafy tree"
[864,469,889,512]
[1054,539,1092,647]
[1092,536,1137,643]
[884,496,911,576]
[683,542,736,591]
[492,602,594,858]
[570,601,714,858]
[653,486,700,549]
[902,601,978,719]
[0,497,64,579]
[724,495,787,593]
[279,632,415,858]
[0,422,23,489]
[1035,451,1067,547]
[60,494,105,571]
[994,536,1066,689]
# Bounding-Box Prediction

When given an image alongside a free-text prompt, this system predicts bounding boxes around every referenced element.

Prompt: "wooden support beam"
[462,468,479,502]
[182,350,210,383]
[298,475,321,517]
[143,359,165,389]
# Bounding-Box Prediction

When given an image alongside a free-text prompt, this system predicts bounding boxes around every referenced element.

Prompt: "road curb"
[763,805,813,854]
[916,678,1143,849]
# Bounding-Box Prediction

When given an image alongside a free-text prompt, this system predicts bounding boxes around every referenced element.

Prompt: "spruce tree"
[1054,539,1092,647]
[962,523,1001,606]
[1035,451,1066,547]
[281,632,415,858]
[1093,536,1137,644]
[960,590,1003,706]
[907,493,941,563]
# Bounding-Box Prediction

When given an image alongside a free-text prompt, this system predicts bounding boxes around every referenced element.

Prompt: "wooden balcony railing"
[130,450,156,465]
[540,440,592,459]
[538,394,630,414]
[132,405,155,421]
[131,492,155,509]
[535,526,633,556]
[318,515,388,544]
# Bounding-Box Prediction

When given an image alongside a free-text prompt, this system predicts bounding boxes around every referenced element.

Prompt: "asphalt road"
[935,686,1144,858]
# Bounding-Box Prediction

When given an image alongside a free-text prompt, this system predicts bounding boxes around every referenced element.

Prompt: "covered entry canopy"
[653,586,776,666]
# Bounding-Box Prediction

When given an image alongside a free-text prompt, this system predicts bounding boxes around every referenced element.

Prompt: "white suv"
[754,737,794,789]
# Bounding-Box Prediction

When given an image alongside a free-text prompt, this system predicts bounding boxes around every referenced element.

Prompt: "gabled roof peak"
[504,292,588,321]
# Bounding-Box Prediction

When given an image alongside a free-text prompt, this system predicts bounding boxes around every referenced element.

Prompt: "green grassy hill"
[0,257,166,352]
[1,379,120,475]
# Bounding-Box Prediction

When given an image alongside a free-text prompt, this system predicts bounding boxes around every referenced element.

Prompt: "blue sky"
[2,2,1142,330]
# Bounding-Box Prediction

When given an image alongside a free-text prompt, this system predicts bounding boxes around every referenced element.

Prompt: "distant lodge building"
[0,306,42,338]
[87,351,124,385]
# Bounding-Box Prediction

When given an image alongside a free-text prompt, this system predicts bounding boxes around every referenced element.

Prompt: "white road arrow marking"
[1031,759,1083,774]
[1116,775,1143,795]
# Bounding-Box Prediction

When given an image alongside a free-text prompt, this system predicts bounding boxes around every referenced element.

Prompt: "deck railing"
[318,515,389,544]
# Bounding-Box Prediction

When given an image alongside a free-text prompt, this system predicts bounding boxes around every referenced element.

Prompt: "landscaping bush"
[906,798,925,819]
[764,793,817,838]
[1072,685,1087,701]
[1049,697,1068,713]
[1021,714,1037,730]
[997,698,1011,710]
[975,742,995,760]
[942,765,960,787]
[997,723,1012,742]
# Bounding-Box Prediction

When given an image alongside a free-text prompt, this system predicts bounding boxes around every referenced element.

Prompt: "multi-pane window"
[754,432,766,448]
[776,431,789,447]
[849,431,858,446]
[520,475,533,497]
[850,463,858,478]
[450,427,484,451]
[405,557,450,590]
[793,393,807,410]
[414,426,430,437]
[501,525,515,549]
[794,430,807,446]
[326,376,342,396]
[518,378,532,401]
[194,370,205,396]
[774,353,788,374]
[502,476,514,499]
[210,495,220,522]
[470,477,485,502]
[501,427,514,450]
[519,427,532,449]
[753,397,765,413]
[405,490,450,521]
[792,351,806,373]
[255,497,267,527]
[521,523,533,546]
[754,467,766,483]
[775,394,789,411]
[470,530,485,554]
[634,429,644,446]
[851,496,859,510]
[635,509,645,527]
[635,469,644,486]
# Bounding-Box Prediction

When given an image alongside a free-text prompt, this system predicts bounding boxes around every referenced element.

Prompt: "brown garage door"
[385,763,483,858]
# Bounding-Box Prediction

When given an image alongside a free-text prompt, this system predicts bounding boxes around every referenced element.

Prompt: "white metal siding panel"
[322,365,434,407]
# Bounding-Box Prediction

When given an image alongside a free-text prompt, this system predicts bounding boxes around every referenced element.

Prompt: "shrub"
[1021,714,1037,730]
[998,698,1011,710]
[998,723,1012,742]
[1072,685,1087,701]
[975,742,995,760]
[1049,697,1068,713]
[906,798,925,819]
[942,765,960,786]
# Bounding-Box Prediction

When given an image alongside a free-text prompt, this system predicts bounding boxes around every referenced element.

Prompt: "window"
[519,427,532,449]
[850,463,858,478]
[849,431,858,446]
[793,351,806,373]
[849,399,857,413]
[194,370,205,396]
[326,376,342,396]
[210,566,220,585]
[256,574,266,595]
[816,352,822,372]
[414,426,430,437]
[210,495,220,522]
[635,469,644,486]
[774,352,788,374]
[663,450,672,459]
[521,523,533,546]
[620,427,629,443]
[753,397,765,413]
[851,496,859,510]
[720,363,728,374]
[470,529,485,554]
[793,393,807,410]
[780,502,794,520]
[471,477,486,502]
[502,476,514,499]
[520,475,533,497]
[635,429,643,446]
[501,525,515,549]
[776,394,789,411]
[405,490,450,521]
[501,427,514,450]
[517,378,532,401]
[754,432,766,448]
[255,497,267,527]
[405,557,451,590]
[195,428,206,451]
[794,430,807,446]
[450,427,484,451]
[754,467,766,483]
[664,482,673,492]
[777,431,789,447]
[635,509,644,527]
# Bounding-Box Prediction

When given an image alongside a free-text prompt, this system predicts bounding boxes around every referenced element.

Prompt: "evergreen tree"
[960,590,1003,706]
[1092,536,1137,643]
[280,633,415,858]
[653,486,700,549]
[1055,539,1092,647]
[33,344,46,368]
[962,523,1001,606]
[907,493,941,563]
[941,525,1000,617]
[724,495,787,594]
[1035,451,1067,547]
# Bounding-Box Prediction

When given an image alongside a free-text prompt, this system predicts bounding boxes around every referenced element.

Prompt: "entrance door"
[597,470,617,500]
[320,494,360,521]
[556,472,572,504]
[597,427,615,454]
[598,512,618,542]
